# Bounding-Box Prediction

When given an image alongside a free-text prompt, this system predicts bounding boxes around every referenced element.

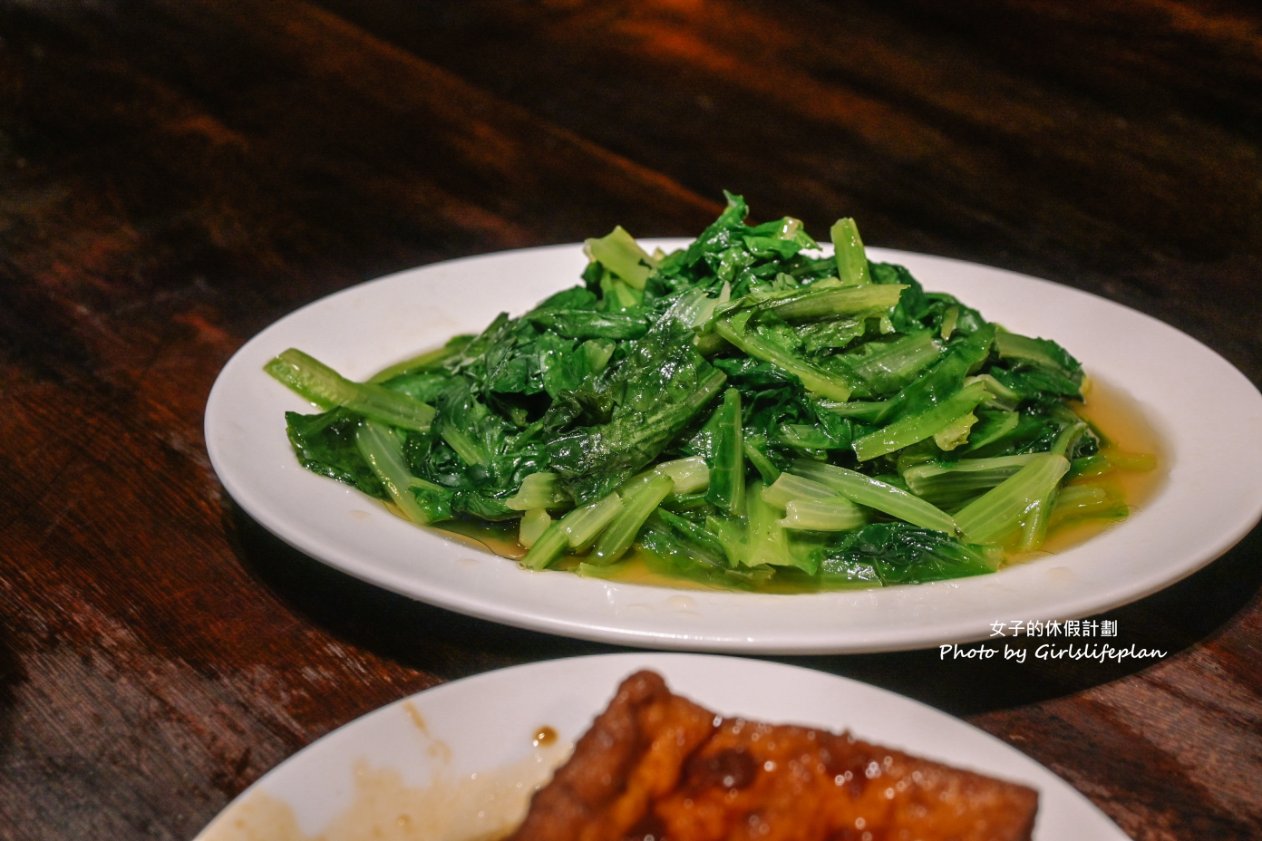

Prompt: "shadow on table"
[0,622,23,767]
[793,521,1262,717]
[230,500,1262,717]
[228,505,613,679]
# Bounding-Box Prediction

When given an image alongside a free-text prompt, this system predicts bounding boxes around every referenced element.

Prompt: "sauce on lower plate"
[199,722,568,841]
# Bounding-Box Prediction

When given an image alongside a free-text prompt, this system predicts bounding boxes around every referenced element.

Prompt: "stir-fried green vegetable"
[269,194,1150,589]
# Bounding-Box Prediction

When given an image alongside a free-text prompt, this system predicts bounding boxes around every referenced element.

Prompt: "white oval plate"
[193,653,1126,841]
[205,242,1262,654]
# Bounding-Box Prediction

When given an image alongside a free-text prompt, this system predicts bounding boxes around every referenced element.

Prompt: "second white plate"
[205,242,1262,653]
[193,653,1127,841]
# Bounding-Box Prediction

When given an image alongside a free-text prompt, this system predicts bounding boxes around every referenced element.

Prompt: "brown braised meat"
[506,670,1038,841]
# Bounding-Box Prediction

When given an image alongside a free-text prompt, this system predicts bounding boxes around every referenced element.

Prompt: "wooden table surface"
[3,2,1260,839]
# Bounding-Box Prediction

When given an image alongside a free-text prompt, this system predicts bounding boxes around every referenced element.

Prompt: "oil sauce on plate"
[1026,376,1166,557]
[198,722,569,841]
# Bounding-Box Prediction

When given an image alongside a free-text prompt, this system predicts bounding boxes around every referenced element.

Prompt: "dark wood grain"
[1,1,1259,839]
